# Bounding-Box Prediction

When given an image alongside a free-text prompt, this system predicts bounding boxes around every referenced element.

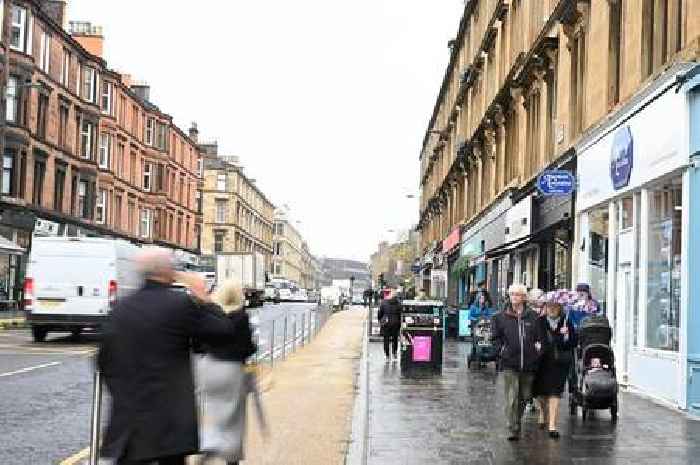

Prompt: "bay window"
[145,117,154,145]
[98,133,110,169]
[101,81,112,115]
[96,189,107,224]
[10,6,28,53]
[217,173,227,191]
[81,66,96,103]
[81,122,93,160]
[5,76,18,122]
[140,209,152,238]
[2,150,14,195]
[78,180,88,218]
[39,31,50,73]
[61,48,70,86]
[143,162,152,191]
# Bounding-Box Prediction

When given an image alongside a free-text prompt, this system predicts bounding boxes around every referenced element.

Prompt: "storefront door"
[615,263,632,383]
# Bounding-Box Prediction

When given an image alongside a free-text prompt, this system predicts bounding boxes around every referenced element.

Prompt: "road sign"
[537,170,575,196]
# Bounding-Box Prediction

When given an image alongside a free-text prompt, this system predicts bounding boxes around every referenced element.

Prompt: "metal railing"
[87,304,334,465]
[254,304,333,365]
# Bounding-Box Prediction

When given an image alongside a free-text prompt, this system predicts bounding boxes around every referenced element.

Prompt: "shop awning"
[485,236,531,259]
[0,236,25,255]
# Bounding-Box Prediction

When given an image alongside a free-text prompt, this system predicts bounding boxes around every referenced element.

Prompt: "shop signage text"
[610,126,634,190]
[537,170,575,196]
[442,227,461,253]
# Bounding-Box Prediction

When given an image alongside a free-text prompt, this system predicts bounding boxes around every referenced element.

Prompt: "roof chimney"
[41,1,67,30]
[130,82,151,103]
[189,122,199,142]
[69,21,104,58]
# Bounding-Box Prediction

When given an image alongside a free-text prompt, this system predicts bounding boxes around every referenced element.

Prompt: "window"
[116,143,124,177]
[39,30,50,73]
[118,95,126,126]
[645,178,682,351]
[131,105,139,136]
[128,202,135,234]
[642,0,684,78]
[214,231,225,253]
[98,133,110,169]
[114,195,122,230]
[61,48,70,86]
[36,93,48,140]
[608,0,622,107]
[139,209,151,238]
[70,175,78,215]
[77,180,88,218]
[58,105,69,149]
[216,199,227,223]
[81,122,93,160]
[196,191,202,213]
[101,81,112,115]
[156,123,167,150]
[96,189,107,224]
[145,117,154,145]
[143,162,152,191]
[33,159,46,207]
[570,30,587,137]
[53,165,65,211]
[2,150,14,195]
[81,66,96,103]
[10,6,28,53]
[130,152,137,185]
[217,173,227,191]
[6,76,18,122]
[197,158,203,177]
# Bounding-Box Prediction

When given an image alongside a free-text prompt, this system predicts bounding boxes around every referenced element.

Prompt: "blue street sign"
[537,170,575,196]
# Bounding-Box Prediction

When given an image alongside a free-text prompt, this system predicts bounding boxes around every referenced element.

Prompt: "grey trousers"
[503,370,535,433]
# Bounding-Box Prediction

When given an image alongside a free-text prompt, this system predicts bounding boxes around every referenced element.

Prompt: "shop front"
[575,66,693,409]
[459,196,511,308]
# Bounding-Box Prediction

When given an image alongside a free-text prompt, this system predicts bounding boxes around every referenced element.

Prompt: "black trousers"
[383,325,400,357]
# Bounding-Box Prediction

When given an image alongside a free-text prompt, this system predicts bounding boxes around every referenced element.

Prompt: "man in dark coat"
[377,289,402,361]
[492,283,546,441]
[98,249,237,465]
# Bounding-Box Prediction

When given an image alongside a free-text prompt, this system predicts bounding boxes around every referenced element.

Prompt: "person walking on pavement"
[533,290,577,439]
[570,283,603,328]
[378,288,402,362]
[492,283,546,441]
[98,249,239,465]
[196,279,260,465]
[528,288,545,316]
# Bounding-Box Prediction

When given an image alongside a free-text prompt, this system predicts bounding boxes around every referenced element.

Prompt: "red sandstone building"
[0,0,201,304]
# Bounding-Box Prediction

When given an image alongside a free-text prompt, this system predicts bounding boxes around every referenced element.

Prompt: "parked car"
[25,237,142,342]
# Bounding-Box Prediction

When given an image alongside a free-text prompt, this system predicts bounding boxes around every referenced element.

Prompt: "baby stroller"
[569,315,618,421]
[467,315,499,370]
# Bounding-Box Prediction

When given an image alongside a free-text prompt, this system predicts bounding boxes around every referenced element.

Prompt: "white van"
[25,237,142,342]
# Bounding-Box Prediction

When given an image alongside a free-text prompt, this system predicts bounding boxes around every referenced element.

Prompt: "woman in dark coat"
[533,290,577,438]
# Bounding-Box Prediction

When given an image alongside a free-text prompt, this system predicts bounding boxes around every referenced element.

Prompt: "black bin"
[399,300,445,376]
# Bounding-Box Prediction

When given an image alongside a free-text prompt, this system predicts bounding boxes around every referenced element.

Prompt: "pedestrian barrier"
[255,304,333,364]
[86,303,333,463]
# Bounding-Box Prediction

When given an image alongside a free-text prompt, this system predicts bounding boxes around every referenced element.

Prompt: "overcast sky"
[67,0,464,262]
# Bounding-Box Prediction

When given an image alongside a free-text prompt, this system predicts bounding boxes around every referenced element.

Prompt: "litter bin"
[399,300,445,376]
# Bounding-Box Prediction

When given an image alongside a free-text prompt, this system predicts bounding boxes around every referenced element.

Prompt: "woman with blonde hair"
[196,279,257,465]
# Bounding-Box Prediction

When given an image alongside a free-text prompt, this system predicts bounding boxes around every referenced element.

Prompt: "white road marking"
[0,343,97,355]
[0,361,61,377]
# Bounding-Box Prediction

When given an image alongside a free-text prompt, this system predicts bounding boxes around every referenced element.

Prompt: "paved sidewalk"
[237,307,364,465]
[360,339,700,465]
[0,310,25,329]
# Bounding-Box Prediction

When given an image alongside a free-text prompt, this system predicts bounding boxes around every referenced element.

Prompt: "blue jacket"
[468,304,494,322]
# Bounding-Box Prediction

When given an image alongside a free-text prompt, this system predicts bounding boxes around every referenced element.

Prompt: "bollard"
[283,315,288,360]
[88,366,103,465]
[270,319,276,366]
[301,313,306,347]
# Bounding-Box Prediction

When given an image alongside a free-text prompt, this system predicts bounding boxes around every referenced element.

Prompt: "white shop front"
[575,68,692,409]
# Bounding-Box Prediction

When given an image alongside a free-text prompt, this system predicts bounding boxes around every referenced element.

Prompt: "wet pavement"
[363,339,700,465]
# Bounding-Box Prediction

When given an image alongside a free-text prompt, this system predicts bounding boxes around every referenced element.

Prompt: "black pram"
[569,315,618,421]
[467,315,499,370]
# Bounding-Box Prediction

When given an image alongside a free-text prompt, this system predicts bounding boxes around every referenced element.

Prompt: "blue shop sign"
[610,125,634,190]
[537,170,575,196]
